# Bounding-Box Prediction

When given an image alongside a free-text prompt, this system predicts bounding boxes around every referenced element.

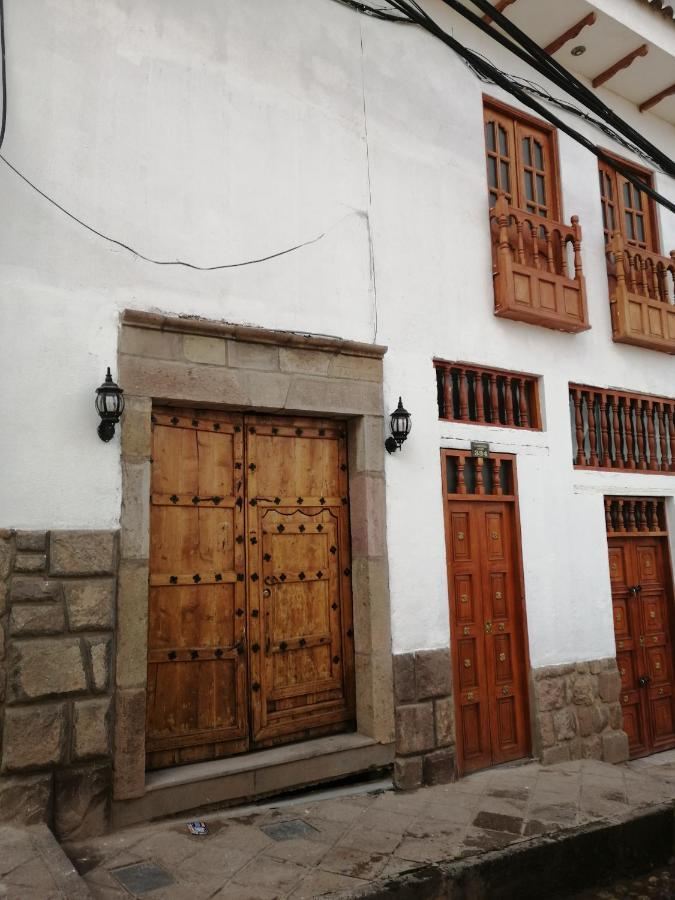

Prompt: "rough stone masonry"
[0,528,116,840]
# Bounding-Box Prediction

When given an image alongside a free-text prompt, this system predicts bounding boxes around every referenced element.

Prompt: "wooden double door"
[609,532,675,759]
[146,408,355,770]
[442,452,530,774]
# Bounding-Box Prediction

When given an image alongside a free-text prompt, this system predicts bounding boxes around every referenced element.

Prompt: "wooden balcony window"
[569,383,675,474]
[444,449,515,497]
[605,497,666,535]
[435,361,541,430]
[484,99,589,334]
[600,155,675,354]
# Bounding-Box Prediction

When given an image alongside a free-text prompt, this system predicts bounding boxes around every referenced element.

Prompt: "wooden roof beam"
[592,44,649,89]
[639,82,675,113]
[482,0,518,25]
[544,12,596,56]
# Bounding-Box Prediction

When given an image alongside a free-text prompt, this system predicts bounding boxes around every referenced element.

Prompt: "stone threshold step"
[344,803,675,900]
[113,733,393,829]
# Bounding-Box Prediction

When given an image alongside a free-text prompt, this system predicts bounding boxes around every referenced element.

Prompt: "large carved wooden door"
[146,408,355,769]
[442,451,530,775]
[607,497,675,759]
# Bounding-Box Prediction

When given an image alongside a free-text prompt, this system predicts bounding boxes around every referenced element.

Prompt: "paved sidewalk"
[62,754,675,899]
[0,824,91,899]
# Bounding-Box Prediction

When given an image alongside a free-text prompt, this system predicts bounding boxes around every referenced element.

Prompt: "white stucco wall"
[1,0,673,668]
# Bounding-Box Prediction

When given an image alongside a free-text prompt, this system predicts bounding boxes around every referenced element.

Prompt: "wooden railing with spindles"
[490,193,590,334]
[569,383,675,474]
[435,361,541,430]
[607,232,675,355]
[605,497,666,536]
[443,449,515,498]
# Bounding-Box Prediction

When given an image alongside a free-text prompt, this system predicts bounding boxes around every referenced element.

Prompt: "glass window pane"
[636,216,645,242]
[623,182,631,208]
[522,137,532,165]
[633,185,642,208]
[486,121,496,151]
[500,161,510,192]
[608,205,615,230]
[599,170,605,195]
[536,173,546,204]
[601,205,608,230]
[625,213,635,240]
[498,126,508,157]
[525,171,534,201]
[488,156,497,188]
[606,175,613,199]
[534,141,544,170]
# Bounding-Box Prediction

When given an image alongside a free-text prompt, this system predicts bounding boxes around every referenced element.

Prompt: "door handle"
[484,621,492,634]
[264,575,277,586]
[629,584,642,595]
[638,675,650,688]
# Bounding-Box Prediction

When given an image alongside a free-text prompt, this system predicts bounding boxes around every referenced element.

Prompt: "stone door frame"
[113,309,394,799]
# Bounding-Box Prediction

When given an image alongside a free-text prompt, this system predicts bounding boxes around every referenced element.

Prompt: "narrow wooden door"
[146,409,248,769]
[246,416,355,747]
[146,408,355,769]
[609,535,675,758]
[445,498,530,774]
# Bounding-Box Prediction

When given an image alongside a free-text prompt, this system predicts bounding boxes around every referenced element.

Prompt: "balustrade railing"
[490,193,589,333]
[569,383,675,473]
[435,361,540,430]
[605,497,666,535]
[607,232,675,355]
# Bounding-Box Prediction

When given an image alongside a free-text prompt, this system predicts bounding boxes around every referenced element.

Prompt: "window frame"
[483,95,563,222]
[598,149,660,254]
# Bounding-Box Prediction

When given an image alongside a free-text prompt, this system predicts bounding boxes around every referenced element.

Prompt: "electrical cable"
[343,0,675,213]
[0,0,6,151]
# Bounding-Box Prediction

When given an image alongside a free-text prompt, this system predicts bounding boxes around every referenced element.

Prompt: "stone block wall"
[0,529,116,840]
[531,659,629,765]
[393,648,457,789]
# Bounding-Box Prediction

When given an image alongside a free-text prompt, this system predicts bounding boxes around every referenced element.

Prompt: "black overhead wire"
[0,0,6,151]
[455,0,675,179]
[348,0,675,214]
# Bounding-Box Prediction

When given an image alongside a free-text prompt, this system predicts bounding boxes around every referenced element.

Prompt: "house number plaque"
[471,441,490,459]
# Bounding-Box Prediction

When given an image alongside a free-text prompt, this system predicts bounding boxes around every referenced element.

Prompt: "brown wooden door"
[609,535,675,758]
[446,499,530,774]
[146,408,355,769]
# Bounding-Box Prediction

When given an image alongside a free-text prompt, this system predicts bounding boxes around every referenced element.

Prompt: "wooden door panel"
[443,479,530,775]
[247,417,354,747]
[609,531,675,759]
[147,409,248,769]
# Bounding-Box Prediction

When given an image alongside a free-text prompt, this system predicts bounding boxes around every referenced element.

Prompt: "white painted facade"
[1,0,673,670]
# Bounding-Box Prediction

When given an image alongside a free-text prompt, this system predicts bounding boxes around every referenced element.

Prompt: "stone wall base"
[393,648,457,789]
[531,659,629,765]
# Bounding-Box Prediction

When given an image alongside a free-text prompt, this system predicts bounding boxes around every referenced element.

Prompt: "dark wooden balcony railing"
[490,193,590,334]
[443,449,515,497]
[435,361,541,430]
[569,383,675,473]
[608,232,675,355]
[605,497,666,536]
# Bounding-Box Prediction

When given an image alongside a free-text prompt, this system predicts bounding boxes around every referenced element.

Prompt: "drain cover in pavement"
[261,818,319,841]
[112,862,175,893]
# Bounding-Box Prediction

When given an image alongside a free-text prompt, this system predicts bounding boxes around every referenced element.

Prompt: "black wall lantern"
[385,396,412,454]
[95,367,125,442]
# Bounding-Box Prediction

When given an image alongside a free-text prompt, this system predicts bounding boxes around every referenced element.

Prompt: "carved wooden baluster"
[457,454,466,495]
[518,379,529,428]
[493,459,503,496]
[626,499,637,533]
[638,499,649,532]
[613,234,628,303]
[545,227,555,273]
[599,393,610,467]
[571,217,583,285]
[636,399,647,470]
[624,398,636,469]
[443,367,453,421]
[587,391,599,467]
[626,251,637,293]
[668,403,675,472]
[504,376,515,427]
[657,402,668,471]
[611,397,622,468]
[516,219,526,265]
[617,499,626,532]
[490,374,499,424]
[646,399,657,471]
[475,457,485,495]
[604,497,613,534]
[652,501,662,532]
[651,259,661,302]
[459,369,469,422]
[475,373,485,423]
[573,389,586,465]
[531,223,540,270]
